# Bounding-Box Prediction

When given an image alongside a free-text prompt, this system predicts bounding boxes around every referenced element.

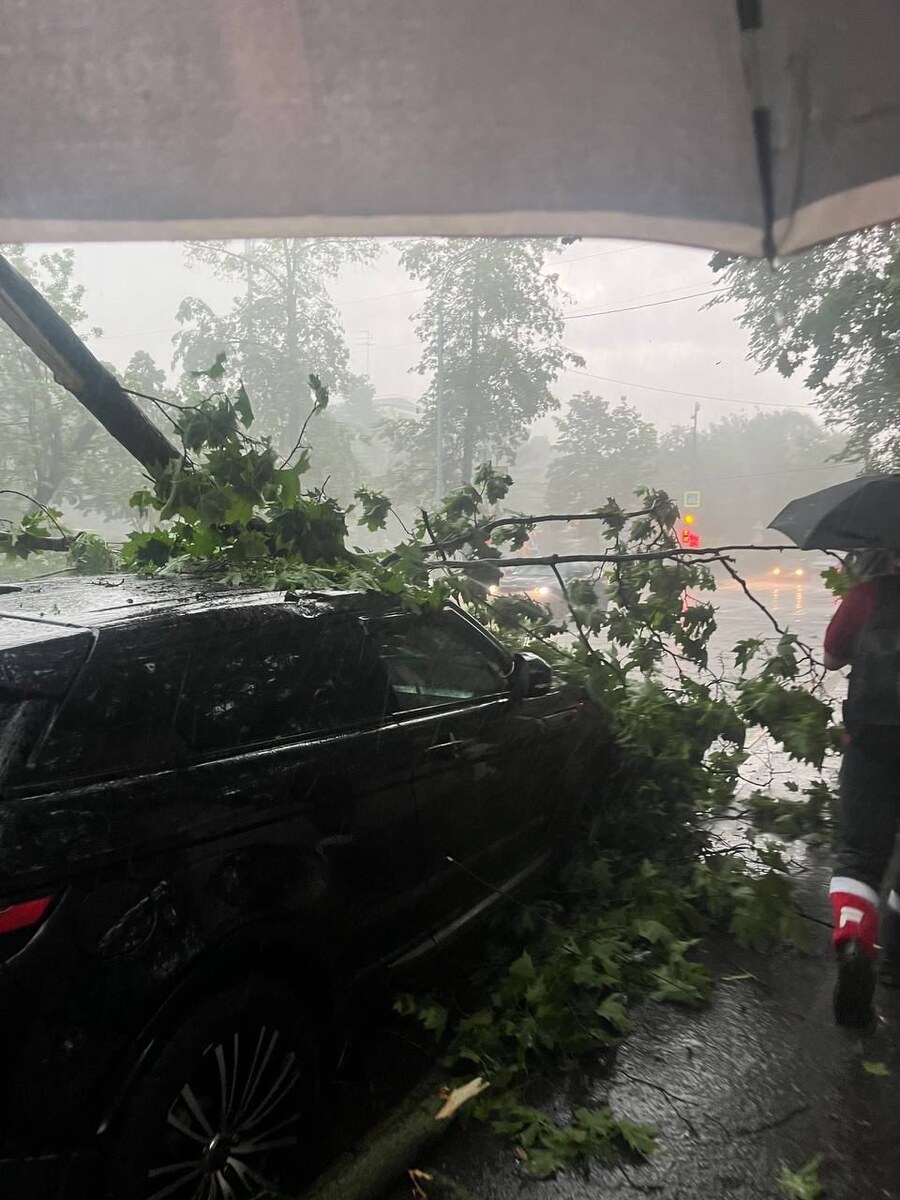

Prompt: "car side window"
[174,612,391,753]
[31,637,191,782]
[368,611,511,711]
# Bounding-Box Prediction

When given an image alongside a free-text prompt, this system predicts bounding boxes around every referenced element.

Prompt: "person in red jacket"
[825,550,900,1029]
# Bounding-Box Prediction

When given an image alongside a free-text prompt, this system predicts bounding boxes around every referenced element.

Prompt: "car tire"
[104,977,319,1200]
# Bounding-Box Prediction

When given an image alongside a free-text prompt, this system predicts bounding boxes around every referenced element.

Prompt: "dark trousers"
[835,735,900,893]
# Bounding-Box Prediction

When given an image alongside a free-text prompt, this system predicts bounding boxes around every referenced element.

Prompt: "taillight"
[0,895,53,936]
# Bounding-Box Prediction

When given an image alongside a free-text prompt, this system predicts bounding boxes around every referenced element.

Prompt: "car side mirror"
[510,651,554,700]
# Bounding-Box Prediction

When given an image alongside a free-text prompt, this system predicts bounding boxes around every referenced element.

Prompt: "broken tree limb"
[297,1077,487,1200]
[0,254,182,475]
[409,1169,485,1200]
[425,545,801,570]
[0,531,74,554]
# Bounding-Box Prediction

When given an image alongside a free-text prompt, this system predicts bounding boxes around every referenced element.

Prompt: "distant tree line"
[0,232,877,544]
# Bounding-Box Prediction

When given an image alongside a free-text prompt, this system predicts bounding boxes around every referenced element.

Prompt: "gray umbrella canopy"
[769,477,900,551]
[0,0,899,250]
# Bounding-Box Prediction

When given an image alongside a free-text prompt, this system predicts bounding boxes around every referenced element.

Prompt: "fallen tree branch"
[0,254,182,475]
[296,1076,486,1200]
[0,530,74,554]
[551,561,596,658]
[426,546,800,569]
[409,1169,485,1200]
[420,507,657,559]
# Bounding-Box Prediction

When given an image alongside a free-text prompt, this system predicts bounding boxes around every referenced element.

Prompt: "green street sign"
[683,490,700,508]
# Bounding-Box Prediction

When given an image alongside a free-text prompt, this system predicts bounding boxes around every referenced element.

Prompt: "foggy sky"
[43,237,814,436]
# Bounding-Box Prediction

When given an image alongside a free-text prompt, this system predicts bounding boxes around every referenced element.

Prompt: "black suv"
[0,577,602,1199]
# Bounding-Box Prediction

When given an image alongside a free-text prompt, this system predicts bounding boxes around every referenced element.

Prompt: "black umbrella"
[769,476,900,551]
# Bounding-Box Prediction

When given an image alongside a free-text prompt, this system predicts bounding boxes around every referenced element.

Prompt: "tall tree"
[546,393,658,513]
[709,226,899,469]
[174,239,375,439]
[386,239,581,502]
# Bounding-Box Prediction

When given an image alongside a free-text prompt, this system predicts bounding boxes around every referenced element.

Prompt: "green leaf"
[234,382,254,427]
[128,489,160,514]
[634,918,672,945]
[232,531,270,560]
[189,350,227,381]
[732,637,764,672]
[777,1154,823,1199]
[196,486,233,527]
[614,1116,658,1157]
[308,372,329,412]
[474,461,513,505]
[354,487,392,532]
[68,533,116,574]
[508,951,536,984]
[275,468,300,510]
[122,530,174,570]
[862,1060,890,1076]
[596,995,631,1032]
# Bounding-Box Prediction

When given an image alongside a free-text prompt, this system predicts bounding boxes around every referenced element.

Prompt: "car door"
[363,607,553,931]
[24,606,429,968]
[167,606,430,962]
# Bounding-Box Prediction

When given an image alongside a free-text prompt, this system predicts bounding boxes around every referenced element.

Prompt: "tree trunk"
[0,254,181,476]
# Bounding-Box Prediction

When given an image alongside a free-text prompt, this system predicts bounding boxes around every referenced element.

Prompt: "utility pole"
[434,294,445,504]
[244,238,255,345]
[691,401,700,476]
[357,330,374,376]
[461,291,479,483]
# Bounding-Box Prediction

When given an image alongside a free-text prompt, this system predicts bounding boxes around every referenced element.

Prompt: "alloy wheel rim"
[145,1024,305,1200]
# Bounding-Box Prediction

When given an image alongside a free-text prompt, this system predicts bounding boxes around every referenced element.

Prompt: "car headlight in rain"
[488,584,500,595]
[537,586,551,596]
[772,566,782,576]
[794,568,804,577]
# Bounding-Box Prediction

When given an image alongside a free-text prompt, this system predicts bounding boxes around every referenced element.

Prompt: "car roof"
[0,576,384,644]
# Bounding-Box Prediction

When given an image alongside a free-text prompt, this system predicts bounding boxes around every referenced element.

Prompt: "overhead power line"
[561,288,720,321]
[331,285,427,308]
[699,462,850,483]
[563,366,810,410]
[555,243,649,265]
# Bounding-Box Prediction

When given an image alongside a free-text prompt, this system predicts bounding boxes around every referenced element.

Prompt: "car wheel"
[106,978,319,1200]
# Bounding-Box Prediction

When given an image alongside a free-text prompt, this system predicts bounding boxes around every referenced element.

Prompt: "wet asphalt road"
[374,582,900,1200]
[383,860,900,1200]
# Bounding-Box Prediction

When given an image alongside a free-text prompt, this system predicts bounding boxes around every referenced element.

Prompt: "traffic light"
[680,493,700,548]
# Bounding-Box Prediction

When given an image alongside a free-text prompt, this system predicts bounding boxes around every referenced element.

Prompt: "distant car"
[0,576,608,1199]
[767,554,810,582]
[489,562,609,618]
[766,553,839,583]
